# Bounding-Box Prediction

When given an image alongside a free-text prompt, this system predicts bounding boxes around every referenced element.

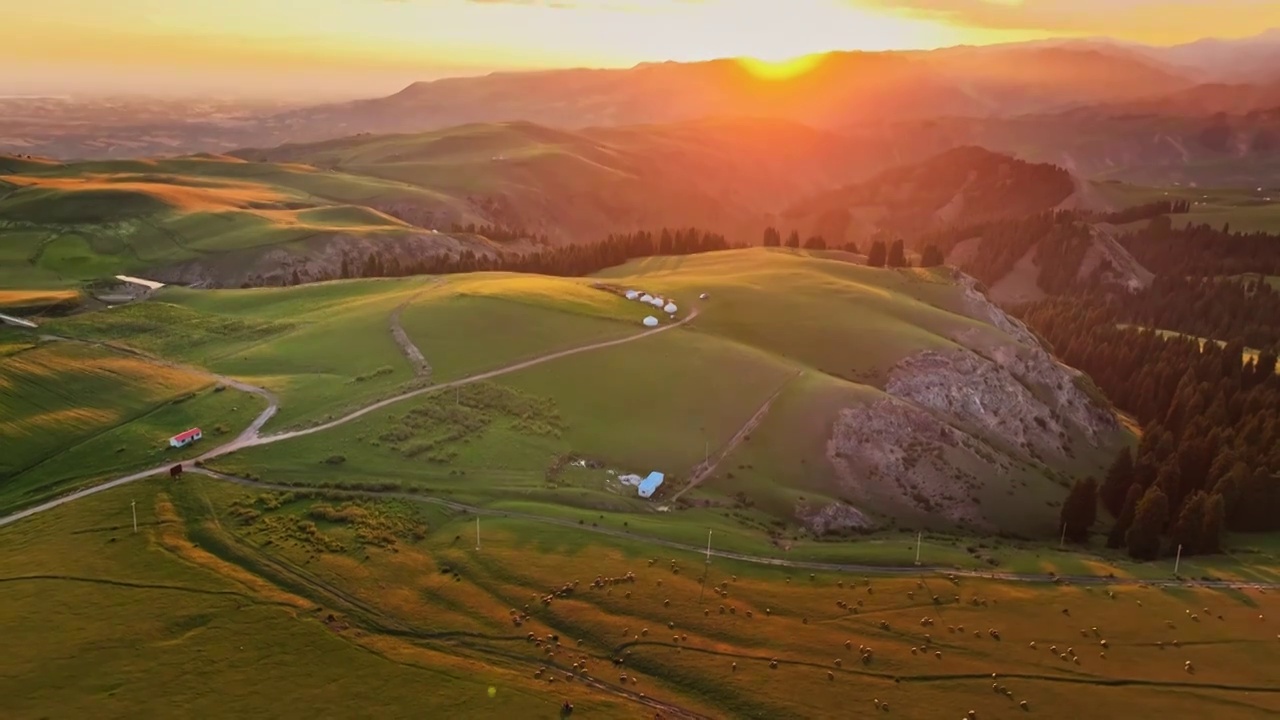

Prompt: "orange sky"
[7,0,1280,99]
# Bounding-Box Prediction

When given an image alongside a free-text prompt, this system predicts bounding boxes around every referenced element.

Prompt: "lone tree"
[887,239,908,268]
[1125,486,1170,560]
[1100,447,1135,517]
[1059,477,1098,543]
[867,241,888,267]
[919,244,945,267]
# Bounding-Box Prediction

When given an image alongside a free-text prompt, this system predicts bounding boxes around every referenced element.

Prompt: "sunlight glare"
[737,54,826,81]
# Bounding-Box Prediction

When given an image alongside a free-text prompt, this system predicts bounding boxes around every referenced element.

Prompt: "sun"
[737,53,826,81]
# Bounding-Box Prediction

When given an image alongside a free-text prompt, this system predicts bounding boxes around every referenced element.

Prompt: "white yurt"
[650,297,665,308]
[664,302,678,314]
[625,290,640,300]
[643,316,659,327]
[640,294,654,303]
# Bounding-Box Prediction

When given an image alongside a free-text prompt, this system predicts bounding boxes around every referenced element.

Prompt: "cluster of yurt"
[624,289,678,326]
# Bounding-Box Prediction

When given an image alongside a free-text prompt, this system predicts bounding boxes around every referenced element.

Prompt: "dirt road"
[389,286,434,377]
[1,310,696,526]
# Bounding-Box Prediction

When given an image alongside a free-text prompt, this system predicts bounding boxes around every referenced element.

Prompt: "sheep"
[668,621,676,629]
[1100,652,1106,659]
[1019,701,1029,710]
[911,647,918,655]
[704,609,710,617]
[746,611,754,618]
[827,671,835,680]
[766,608,772,616]
[834,658,843,667]
[769,659,779,669]
[935,651,943,659]
[844,639,853,650]
[731,662,737,672]
[1100,639,1109,649]
[957,625,965,633]
[663,599,670,607]
[641,628,649,637]
[1029,641,1036,649]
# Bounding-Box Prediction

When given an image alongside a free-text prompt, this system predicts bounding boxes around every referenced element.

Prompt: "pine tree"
[803,235,827,250]
[920,244,945,267]
[1107,483,1144,549]
[1170,491,1207,555]
[1059,477,1098,543]
[867,241,887,268]
[1126,486,1170,560]
[1101,447,1135,517]
[785,230,801,249]
[762,227,781,247]
[887,239,907,268]
[1200,493,1226,554]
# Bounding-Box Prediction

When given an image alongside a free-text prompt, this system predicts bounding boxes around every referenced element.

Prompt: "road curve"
[217,306,700,456]
[0,310,694,527]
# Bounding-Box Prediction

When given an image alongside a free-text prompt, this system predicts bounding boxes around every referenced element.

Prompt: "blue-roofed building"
[637,471,665,499]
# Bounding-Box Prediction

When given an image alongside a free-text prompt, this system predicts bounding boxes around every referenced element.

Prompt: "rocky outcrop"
[795,500,876,534]
[827,276,1119,528]
[827,397,1001,527]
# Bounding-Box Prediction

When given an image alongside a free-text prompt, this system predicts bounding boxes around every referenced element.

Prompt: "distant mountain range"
[4,30,1280,188]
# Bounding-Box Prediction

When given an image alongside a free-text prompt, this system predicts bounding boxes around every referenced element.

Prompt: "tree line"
[1119,275,1280,350]
[1023,297,1280,559]
[1120,216,1280,277]
[325,227,736,284]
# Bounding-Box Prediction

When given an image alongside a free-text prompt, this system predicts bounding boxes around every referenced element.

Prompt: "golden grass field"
[2,475,1277,719]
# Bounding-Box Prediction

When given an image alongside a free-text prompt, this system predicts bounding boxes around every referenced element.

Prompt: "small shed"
[638,472,665,499]
[663,302,678,314]
[169,428,203,449]
[643,316,659,327]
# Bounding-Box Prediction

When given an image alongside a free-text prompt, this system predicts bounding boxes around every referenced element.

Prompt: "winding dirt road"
[6,307,1278,593]
[0,310,696,527]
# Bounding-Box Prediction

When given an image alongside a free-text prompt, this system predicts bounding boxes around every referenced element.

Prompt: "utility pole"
[914,531,922,566]
[698,529,712,602]
[475,516,481,551]
[131,500,137,534]
[1060,523,1067,549]
[1174,544,1183,575]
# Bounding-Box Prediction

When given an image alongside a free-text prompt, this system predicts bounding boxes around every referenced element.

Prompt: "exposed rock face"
[827,397,999,527]
[827,274,1119,528]
[795,500,876,535]
[1081,224,1154,292]
[952,270,1042,348]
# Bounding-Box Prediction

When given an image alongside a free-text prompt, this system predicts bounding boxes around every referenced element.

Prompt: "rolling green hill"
[165,249,1132,538]
[0,154,497,289]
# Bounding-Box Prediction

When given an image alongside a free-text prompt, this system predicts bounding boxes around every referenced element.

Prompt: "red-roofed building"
[169,428,203,449]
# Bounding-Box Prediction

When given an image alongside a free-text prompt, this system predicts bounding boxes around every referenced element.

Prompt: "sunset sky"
[8,0,1280,99]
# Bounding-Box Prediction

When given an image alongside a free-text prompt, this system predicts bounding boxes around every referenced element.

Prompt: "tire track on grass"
[670,370,800,502]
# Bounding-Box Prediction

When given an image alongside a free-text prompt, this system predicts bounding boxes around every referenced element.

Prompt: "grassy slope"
[1091,181,1280,233]
[0,337,267,514]
[211,250,1090,537]
[4,475,1277,719]
[0,157,436,288]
